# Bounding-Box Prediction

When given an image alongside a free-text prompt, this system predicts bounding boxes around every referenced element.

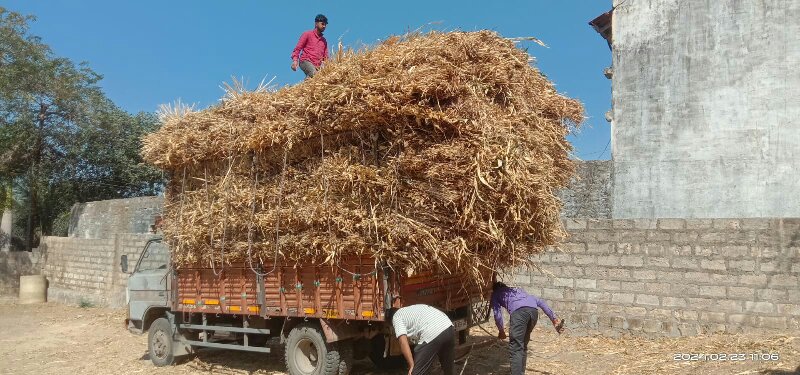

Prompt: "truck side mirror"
[120,255,128,273]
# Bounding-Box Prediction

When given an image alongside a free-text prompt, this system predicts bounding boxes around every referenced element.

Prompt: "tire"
[368,334,406,370]
[148,317,175,366]
[335,340,354,375]
[285,323,351,375]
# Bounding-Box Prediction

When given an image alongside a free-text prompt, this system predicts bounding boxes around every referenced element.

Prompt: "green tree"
[0,7,163,248]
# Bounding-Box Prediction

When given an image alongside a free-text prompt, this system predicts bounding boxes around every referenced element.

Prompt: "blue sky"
[6,0,613,160]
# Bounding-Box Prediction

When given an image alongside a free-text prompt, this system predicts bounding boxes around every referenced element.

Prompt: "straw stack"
[142,31,584,279]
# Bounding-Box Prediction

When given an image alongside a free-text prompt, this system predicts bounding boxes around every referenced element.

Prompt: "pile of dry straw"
[142,31,584,279]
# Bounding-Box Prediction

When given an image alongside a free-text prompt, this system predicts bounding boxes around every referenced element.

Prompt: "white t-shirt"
[392,304,453,345]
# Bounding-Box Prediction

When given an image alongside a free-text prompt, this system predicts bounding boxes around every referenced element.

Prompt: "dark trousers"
[509,307,538,375]
[412,327,455,375]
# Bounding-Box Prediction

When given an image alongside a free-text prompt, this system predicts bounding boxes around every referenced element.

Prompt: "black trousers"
[412,327,455,375]
[509,307,539,375]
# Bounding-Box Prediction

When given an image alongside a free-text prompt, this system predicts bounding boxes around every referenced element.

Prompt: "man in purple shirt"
[291,14,329,79]
[491,282,564,375]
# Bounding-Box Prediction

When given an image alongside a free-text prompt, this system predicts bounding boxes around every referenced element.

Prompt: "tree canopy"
[0,7,163,248]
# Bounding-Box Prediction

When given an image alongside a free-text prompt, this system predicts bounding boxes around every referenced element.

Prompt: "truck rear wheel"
[148,317,175,366]
[285,323,351,375]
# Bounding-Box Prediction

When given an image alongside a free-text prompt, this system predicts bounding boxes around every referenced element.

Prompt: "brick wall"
[513,218,800,336]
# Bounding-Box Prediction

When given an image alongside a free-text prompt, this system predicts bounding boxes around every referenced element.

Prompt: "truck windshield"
[136,241,169,272]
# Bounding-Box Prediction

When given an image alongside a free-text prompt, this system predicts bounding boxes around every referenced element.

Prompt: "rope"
[204,166,221,276]
[336,263,379,278]
[333,130,382,279]
[206,166,221,274]
[206,156,232,277]
[320,129,331,233]
[247,151,284,277]
[177,167,186,261]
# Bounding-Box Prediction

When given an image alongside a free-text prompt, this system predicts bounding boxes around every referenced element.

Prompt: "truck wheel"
[148,317,175,366]
[285,323,350,375]
[368,335,406,369]
[336,340,354,375]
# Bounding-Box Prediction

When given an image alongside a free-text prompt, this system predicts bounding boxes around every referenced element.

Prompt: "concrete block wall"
[514,218,800,336]
[0,234,160,307]
[40,237,117,302]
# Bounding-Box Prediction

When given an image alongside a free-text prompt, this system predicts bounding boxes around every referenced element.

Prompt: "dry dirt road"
[0,297,798,375]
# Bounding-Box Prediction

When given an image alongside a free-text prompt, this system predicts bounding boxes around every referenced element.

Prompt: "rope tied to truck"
[246,149,287,277]
[176,166,186,270]
[205,160,228,277]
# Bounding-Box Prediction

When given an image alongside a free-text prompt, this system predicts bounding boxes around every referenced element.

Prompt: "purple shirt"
[291,29,328,67]
[491,287,557,329]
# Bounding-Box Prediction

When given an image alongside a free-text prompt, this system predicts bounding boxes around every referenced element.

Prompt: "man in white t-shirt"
[388,296,455,375]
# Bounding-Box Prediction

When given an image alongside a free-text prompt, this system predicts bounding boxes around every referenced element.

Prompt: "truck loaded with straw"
[122,31,583,375]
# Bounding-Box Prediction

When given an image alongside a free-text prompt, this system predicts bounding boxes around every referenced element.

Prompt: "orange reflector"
[182,299,196,305]
[204,299,219,305]
[229,306,241,312]
[303,308,316,315]
[248,306,260,313]
[361,311,375,318]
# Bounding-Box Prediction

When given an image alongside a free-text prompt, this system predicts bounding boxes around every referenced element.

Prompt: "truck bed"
[173,257,490,322]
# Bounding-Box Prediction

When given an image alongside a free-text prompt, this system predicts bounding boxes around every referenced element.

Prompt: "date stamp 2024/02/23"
[673,353,780,362]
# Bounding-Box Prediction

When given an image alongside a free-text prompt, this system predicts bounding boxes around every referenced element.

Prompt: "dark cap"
[315,14,328,24]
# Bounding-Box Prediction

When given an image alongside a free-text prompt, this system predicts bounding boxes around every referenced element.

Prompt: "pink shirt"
[291,29,328,67]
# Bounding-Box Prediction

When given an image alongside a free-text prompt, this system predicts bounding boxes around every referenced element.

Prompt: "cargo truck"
[122,237,491,374]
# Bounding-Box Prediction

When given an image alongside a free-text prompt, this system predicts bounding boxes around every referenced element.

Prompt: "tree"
[0,7,163,248]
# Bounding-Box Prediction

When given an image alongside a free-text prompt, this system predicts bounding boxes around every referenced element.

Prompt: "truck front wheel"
[285,323,351,375]
[148,317,175,366]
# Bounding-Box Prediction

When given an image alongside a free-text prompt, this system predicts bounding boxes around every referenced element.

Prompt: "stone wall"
[559,160,612,218]
[514,218,800,336]
[69,196,163,239]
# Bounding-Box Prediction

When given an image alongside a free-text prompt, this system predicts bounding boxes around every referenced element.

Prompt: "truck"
[122,237,492,375]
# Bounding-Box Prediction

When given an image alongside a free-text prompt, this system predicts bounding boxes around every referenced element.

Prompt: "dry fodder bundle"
[142,31,583,279]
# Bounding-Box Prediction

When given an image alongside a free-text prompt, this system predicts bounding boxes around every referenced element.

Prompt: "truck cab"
[122,238,170,334]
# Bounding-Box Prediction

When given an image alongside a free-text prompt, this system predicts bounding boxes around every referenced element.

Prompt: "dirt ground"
[0,297,798,375]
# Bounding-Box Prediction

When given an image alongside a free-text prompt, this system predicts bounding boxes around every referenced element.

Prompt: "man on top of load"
[291,14,328,78]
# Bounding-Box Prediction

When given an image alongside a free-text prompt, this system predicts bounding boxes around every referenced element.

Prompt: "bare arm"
[397,334,414,374]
